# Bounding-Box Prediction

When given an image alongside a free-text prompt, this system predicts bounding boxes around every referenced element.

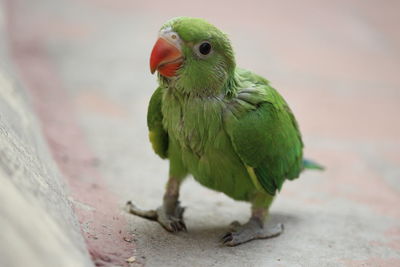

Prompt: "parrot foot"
[221,218,283,246]
[125,200,187,233]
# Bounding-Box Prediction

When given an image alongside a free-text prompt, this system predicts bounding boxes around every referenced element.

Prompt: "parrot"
[126,17,323,246]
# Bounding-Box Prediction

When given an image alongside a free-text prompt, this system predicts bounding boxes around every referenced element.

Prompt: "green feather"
[225,71,304,195]
[303,159,325,171]
[147,86,168,159]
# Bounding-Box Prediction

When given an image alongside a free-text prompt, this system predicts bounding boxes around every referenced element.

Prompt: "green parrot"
[126,17,323,246]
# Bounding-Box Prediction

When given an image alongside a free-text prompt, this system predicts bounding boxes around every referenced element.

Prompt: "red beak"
[150,38,183,77]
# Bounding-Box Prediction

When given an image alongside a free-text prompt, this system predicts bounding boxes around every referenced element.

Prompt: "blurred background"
[1,0,400,266]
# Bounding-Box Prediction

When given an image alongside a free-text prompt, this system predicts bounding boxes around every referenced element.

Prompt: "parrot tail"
[303,158,325,171]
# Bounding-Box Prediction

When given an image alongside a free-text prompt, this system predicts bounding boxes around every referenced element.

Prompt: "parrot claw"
[156,201,187,233]
[220,232,234,243]
[167,220,187,233]
[125,200,187,233]
[220,218,284,246]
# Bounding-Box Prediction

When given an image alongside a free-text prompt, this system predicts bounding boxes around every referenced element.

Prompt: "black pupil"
[199,42,211,55]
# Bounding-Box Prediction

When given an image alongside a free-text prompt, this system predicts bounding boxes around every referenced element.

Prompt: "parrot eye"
[199,42,211,55]
[194,41,213,59]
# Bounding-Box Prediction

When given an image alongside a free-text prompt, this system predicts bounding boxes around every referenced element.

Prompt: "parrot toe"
[125,200,187,233]
[155,201,186,233]
[165,219,187,233]
[221,219,284,246]
[125,201,158,220]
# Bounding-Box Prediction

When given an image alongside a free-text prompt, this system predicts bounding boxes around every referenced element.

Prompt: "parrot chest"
[161,92,224,156]
[161,90,257,200]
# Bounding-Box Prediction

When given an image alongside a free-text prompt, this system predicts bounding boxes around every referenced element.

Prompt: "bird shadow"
[130,211,302,264]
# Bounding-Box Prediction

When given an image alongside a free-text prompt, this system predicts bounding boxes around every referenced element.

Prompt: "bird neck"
[158,69,239,98]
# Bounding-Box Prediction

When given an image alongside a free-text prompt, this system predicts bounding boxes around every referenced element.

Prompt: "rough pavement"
[3,0,400,266]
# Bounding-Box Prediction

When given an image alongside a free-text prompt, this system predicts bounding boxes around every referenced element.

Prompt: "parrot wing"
[147,86,168,159]
[225,69,304,195]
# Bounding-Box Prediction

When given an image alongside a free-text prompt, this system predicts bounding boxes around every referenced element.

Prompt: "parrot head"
[150,17,237,93]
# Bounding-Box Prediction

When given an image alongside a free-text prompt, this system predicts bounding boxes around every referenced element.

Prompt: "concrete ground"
[3,0,400,266]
